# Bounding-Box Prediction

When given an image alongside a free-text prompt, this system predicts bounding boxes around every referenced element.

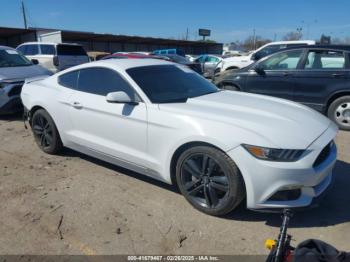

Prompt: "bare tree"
[283,31,303,41]
[242,35,271,50]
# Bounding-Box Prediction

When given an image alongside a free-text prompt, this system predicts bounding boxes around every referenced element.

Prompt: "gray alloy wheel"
[176,146,245,216]
[328,96,350,131]
[31,109,63,154]
[335,102,350,127]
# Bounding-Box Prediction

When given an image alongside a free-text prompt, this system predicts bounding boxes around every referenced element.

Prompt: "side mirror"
[106,91,139,105]
[31,59,39,65]
[254,65,266,76]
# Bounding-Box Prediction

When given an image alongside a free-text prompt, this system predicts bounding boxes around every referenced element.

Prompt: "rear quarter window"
[58,70,79,89]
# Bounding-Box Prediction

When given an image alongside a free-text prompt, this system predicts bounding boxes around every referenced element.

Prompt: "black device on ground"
[266,209,350,262]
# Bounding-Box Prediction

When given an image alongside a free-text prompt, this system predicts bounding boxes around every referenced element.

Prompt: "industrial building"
[0,26,223,55]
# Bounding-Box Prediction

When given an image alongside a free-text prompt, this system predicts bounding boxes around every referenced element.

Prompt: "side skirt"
[67,142,170,184]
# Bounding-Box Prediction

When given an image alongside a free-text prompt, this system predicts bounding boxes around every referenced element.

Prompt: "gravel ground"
[0,114,349,255]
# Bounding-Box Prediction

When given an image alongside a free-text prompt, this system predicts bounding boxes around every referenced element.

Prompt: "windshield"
[165,55,189,63]
[127,65,219,103]
[0,49,32,68]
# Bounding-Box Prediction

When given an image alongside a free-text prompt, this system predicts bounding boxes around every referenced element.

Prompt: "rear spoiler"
[24,75,50,84]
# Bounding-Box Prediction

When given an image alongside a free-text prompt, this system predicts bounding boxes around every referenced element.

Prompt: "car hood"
[158,91,333,149]
[0,65,52,82]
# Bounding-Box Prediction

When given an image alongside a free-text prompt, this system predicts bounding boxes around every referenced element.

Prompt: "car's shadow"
[0,112,23,122]
[61,147,350,228]
[60,148,178,193]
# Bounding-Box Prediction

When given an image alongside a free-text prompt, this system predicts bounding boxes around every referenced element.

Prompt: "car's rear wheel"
[176,146,245,216]
[327,96,350,131]
[31,109,63,154]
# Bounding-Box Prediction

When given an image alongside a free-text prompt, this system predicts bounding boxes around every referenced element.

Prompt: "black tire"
[31,109,63,154]
[327,96,350,131]
[175,146,245,216]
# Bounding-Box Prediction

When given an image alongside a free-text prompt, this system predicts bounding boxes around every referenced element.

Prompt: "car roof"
[264,40,316,45]
[0,45,15,50]
[17,42,83,46]
[60,58,174,74]
[276,44,350,52]
[106,53,150,58]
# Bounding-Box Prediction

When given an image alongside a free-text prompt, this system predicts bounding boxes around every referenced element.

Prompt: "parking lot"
[0,113,349,255]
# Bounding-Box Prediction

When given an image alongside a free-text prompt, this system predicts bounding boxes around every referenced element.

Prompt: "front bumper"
[0,82,24,115]
[0,95,23,115]
[227,125,338,210]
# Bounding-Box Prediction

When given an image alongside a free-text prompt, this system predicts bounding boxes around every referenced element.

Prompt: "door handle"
[332,73,344,77]
[283,72,291,77]
[71,101,83,109]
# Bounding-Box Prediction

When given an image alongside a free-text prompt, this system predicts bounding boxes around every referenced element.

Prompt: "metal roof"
[60,30,219,46]
[27,27,220,46]
[0,27,36,37]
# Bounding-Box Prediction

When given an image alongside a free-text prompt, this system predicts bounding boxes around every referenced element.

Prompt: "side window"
[17,46,26,54]
[254,45,282,60]
[207,56,219,63]
[286,44,307,48]
[78,68,135,97]
[195,56,206,63]
[259,50,303,70]
[25,45,39,55]
[304,50,345,69]
[40,44,55,55]
[58,71,79,89]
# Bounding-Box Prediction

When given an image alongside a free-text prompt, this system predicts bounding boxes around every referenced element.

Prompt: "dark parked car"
[155,54,203,75]
[214,45,350,130]
[0,45,52,114]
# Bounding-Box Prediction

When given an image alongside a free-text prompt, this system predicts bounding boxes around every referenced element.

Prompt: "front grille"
[8,84,23,97]
[313,142,333,168]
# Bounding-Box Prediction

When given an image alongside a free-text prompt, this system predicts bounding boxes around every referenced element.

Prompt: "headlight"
[242,144,304,162]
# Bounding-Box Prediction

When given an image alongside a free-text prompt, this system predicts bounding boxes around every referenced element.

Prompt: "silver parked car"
[0,46,52,114]
[194,55,222,78]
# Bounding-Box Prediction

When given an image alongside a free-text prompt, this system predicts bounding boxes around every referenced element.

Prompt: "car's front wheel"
[31,109,63,154]
[176,146,245,216]
[327,96,350,131]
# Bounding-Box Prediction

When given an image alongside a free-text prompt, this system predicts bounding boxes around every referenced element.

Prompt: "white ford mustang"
[21,59,338,216]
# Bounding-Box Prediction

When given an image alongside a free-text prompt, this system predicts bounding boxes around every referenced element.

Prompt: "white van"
[17,42,89,73]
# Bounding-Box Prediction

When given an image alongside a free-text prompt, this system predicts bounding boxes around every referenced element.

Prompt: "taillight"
[53,56,59,67]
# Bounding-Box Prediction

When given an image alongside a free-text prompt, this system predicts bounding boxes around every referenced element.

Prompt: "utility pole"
[253,29,256,50]
[21,1,28,29]
[296,27,303,40]
[185,28,189,41]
